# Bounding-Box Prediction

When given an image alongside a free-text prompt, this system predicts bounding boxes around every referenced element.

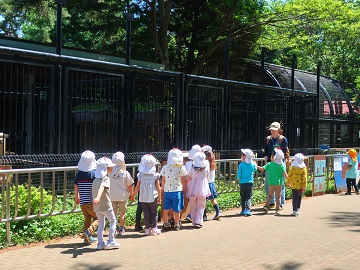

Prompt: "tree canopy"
[255,0,360,86]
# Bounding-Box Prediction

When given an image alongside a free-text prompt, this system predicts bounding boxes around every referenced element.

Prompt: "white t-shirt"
[205,160,216,183]
[160,164,187,192]
[109,168,134,201]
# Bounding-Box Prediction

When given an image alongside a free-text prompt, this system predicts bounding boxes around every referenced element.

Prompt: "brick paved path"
[1,193,360,270]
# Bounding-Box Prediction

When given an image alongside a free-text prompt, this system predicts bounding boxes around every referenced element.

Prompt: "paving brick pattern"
[1,194,360,270]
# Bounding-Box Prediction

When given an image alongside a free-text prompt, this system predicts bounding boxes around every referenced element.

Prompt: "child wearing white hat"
[257,149,288,214]
[92,157,120,250]
[286,153,308,216]
[237,149,257,216]
[202,145,222,220]
[183,144,202,222]
[109,151,134,236]
[131,154,162,236]
[160,148,187,231]
[74,150,98,245]
[185,152,211,228]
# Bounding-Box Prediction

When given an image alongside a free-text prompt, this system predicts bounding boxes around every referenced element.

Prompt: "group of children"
[237,148,308,217]
[75,144,358,250]
[74,145,222,250]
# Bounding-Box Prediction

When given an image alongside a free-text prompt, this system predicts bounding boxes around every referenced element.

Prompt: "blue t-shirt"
[237,162,257,184]
[346,158,358,179]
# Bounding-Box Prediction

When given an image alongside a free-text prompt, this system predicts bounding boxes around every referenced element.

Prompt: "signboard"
[313,155,326,195]
[333,156,347,192]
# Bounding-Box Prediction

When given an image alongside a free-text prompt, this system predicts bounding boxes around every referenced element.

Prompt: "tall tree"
[254,0,360,84]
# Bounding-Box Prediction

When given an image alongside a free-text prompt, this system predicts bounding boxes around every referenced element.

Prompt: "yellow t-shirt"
[286,166,307,190]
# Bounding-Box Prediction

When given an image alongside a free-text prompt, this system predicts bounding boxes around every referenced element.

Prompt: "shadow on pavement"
[263,261,304,269]
[71,262,122,270]
[324,211,360,231]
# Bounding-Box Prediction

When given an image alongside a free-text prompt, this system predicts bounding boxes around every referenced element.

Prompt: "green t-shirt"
[263,162,286,186]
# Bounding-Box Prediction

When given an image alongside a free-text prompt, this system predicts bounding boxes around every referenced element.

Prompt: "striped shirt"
[74,170,95,205]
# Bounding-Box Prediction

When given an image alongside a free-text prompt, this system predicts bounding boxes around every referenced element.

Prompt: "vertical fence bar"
[5,175,11,244]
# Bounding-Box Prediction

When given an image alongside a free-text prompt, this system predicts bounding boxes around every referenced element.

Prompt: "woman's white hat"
[193,152,207,168]
[95,157,116,178]
[112,151,126,171]
[241,148,254,164]
[292,153,305,168]
[202,145,212,152]
[188,144,202,160]
[273,149,284,165]
[138,154,157,174]
[78,150,96,172]
[267,122,281,131]
[167,148,184,165]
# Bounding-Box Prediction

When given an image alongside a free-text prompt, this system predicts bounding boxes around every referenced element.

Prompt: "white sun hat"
[273,149,284,165]
[78,150,96,172]
[112,151,126,171]
[188,144,202,160]
[241,148,254,164]
[138,154,157,174]
[95,157,116,178]
[292,153,305,168]
[167,148,184,165]
[201,145,212,152]
[193,152,207,168]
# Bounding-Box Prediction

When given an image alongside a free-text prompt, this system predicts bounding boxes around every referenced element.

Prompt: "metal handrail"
[0,155,338,244]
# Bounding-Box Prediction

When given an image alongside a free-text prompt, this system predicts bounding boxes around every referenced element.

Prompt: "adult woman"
[263,122,290,209]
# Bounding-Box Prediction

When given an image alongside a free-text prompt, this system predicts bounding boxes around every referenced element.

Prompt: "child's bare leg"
[275,186,281,210]
[162,209,169,224]
[119,210,125,227]
[266,186,276,206]
[174,211,180,224]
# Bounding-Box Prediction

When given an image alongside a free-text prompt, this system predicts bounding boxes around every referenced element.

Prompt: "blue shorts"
[207,182,218,200]
[163,191,184,212]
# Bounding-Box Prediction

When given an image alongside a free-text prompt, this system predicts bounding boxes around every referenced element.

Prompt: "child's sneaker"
[135,224,144,231]
[96,242,106,250]
[245,210,252,216]
[240,210,245,216]
[213,213,222,220]
[105,240,120,249]
[118,227,125,236]
[185,214,192,222]
[263,206,269,213]
[291,211,297,216]
[144,228,151,236]
[83,230,92,244]
[269,203,275,209]
[88,236,97,243]
[150,228,161,236]
[174,223,180,231]
[162,222,171,231]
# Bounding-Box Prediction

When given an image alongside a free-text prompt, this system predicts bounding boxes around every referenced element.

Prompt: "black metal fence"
[0,46,318,156]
